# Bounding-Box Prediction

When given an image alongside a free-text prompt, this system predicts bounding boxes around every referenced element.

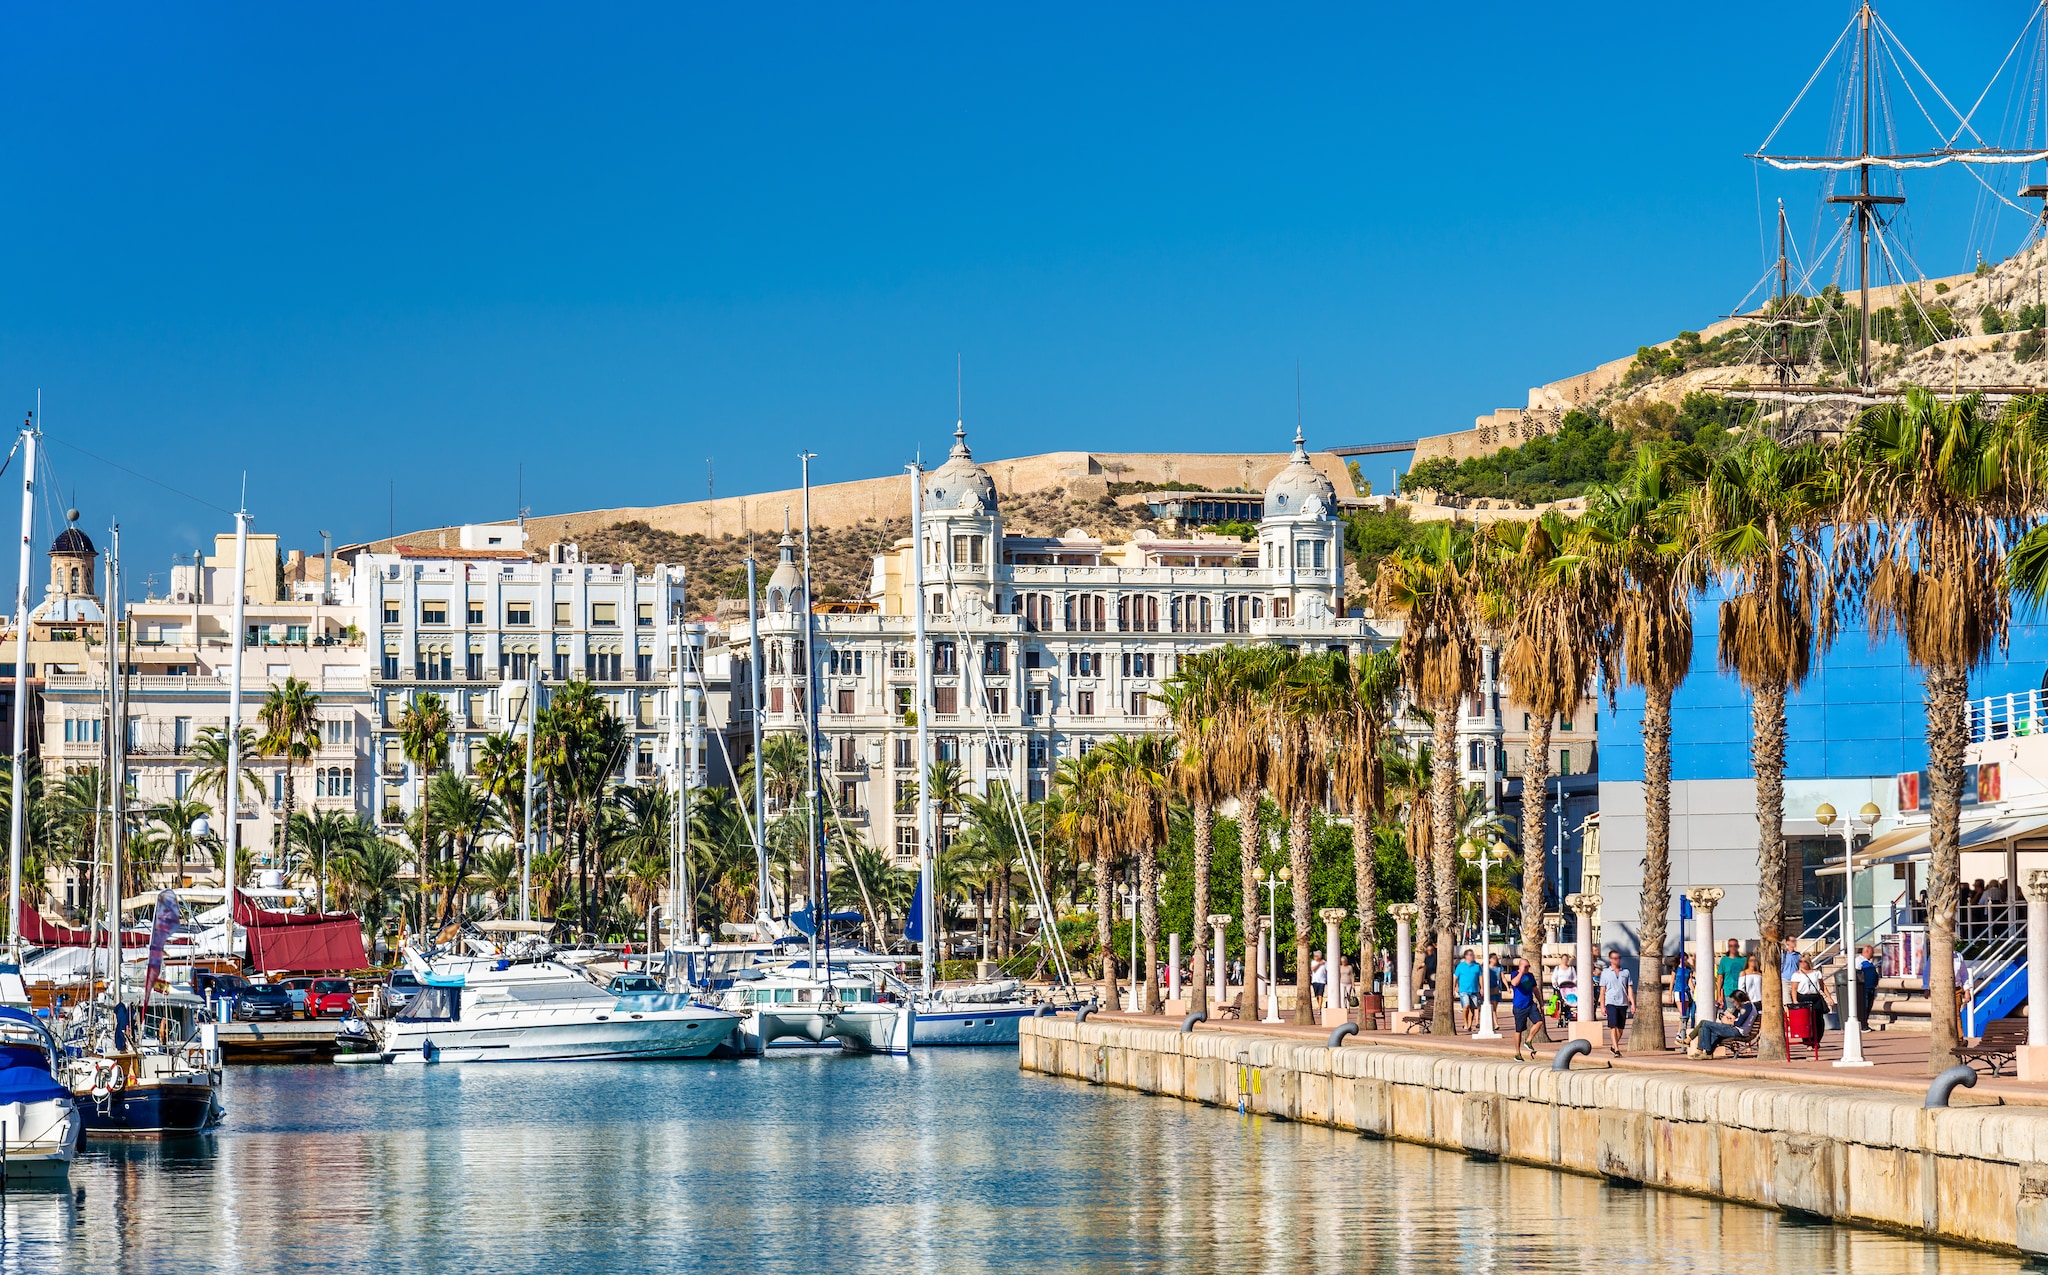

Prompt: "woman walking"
[1791,953,1833,1051]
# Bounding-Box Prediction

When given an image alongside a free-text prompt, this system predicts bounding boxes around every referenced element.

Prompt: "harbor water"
[6,1050,2031,1273]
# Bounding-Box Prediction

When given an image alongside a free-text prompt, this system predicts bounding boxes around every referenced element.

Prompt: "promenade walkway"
[1086,1006,2048,1107]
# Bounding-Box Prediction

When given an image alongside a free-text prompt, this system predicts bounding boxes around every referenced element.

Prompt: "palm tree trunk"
[1191,799,1213,1016]
[1752,684,1790,1062]
[1289,801,1314,1025]
[1095,844,1118,1009]
[1431,707,1459,1036]
[1237,788,1262,1022]
[419,772,433,939]
[1139,837,1160,1014]
[1412,816,1434,1004]
[1519,717,1552,960]
[1629,685,1674,1052]
[1351,802,1375,997]
[1925,666,1968,1072]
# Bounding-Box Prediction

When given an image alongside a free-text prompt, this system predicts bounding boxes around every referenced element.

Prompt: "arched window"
[68,567,79,592]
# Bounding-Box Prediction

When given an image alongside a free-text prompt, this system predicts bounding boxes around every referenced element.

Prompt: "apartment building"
[726,427,1389,861]
[352,538,704,828]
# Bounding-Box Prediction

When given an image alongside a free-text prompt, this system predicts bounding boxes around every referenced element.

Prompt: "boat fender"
[422,1039,439,1064]
[1180,1012,1206,1033]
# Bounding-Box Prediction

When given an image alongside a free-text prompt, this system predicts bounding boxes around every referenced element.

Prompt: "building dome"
[923,424,998,516]
[1262,427,1337,519]
[764,527,804,614]
[50,513,94,556]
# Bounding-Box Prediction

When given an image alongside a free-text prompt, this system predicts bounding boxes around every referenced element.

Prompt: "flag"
[904,872,926,945]
[141,889,182,1016]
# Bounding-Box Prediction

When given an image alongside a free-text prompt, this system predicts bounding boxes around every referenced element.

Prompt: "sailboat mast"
[223,509,248,952]
[108,524,123,1002]
[6,418,34,952]
[746,556,767,919]
[519,671,535,921]
[1859,0,1872,386]
[909,460,933,999]
[798,453,824,978]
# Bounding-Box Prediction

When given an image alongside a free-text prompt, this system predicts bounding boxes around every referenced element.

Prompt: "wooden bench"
[1213,993,1243,1021]
[1958,1020,2029,1077]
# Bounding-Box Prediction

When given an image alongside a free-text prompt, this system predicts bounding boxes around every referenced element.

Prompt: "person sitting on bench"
[1689,991,1757,1058]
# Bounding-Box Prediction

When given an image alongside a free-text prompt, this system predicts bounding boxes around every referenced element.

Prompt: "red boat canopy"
[16,903,148,948]
[233,893,368,973]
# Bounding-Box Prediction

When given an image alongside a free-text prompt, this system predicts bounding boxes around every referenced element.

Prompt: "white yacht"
[716,967,914,1056]
[910,979,1052,1046]
[0,1004,81,1177]
[372,958,739,1064]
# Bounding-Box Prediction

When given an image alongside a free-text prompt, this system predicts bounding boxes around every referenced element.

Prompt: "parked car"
[277,976,319,1017]
[305,978,356,1019]
[192,971,252,1018]
[234,982,294,1022]
[383,970,423,1017]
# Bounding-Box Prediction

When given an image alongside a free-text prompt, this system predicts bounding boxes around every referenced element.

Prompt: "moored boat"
[373,958,740,1063]
[0,1006,81,1177]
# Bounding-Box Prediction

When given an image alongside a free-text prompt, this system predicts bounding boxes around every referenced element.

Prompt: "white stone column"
[1687,887,1723,1017]
[1320,907,1347,1026]
[1389,903,1418,1015]
[1567,892,1603,1046]
[1168,931,1181,1007]
[1259,916,1283,1024]
[1208,914,1231,1007]
[2022,872,2048,1080]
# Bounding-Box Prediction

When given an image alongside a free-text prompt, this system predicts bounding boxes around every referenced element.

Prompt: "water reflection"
[0,1051,2026,1273]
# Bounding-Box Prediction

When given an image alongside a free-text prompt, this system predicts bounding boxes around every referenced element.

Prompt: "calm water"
[3,1051,2035,1274]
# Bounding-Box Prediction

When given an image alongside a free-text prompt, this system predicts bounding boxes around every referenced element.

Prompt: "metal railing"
[1970,688,2048,742]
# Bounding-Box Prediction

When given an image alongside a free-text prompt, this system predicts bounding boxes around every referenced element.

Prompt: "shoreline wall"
[1020,1017,2048,1256]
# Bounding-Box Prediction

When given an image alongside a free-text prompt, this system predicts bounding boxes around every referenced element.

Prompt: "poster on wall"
[1896,766,1994,812]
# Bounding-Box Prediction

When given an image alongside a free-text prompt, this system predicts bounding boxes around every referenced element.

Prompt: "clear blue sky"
[0,2,2033,588]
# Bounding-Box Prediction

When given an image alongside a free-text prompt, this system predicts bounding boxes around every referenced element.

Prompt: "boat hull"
[75,1081,220,1139]
[1,1097,80,1174]
[741,1004,915,1056]
[911,1004,1039,1045]
[382,1010,738,1063]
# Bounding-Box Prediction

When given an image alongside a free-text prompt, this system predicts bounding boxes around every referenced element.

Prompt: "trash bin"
[1785,1004,1822,1059]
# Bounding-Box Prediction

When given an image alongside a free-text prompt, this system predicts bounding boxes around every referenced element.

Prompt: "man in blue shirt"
[1454,949,1483,1034]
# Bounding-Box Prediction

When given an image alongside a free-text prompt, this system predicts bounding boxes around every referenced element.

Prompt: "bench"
[1213,994,1243,1021]
[1958,1020,2029,1077]
[1693,1013,1761,1059]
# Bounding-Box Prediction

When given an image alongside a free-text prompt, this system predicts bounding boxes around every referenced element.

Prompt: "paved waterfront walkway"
[1086,1006,2048,1107]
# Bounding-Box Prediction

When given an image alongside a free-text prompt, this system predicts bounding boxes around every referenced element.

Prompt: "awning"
[1815,810,2048,874]
[474,920,554,934]
[233,893,368,972]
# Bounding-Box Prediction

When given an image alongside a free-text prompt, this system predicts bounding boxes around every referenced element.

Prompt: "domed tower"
[764,522,804,616]
[49,510,97,601]
[1258,428,1344,619]
[920,423,1000,613]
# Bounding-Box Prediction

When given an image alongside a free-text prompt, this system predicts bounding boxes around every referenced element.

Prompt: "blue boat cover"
[790,908,863,937]
[0,1044,66,1105]
[904,874,926,945]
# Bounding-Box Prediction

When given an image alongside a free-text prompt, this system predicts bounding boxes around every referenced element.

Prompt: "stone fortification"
[1022,1016,2048,1256]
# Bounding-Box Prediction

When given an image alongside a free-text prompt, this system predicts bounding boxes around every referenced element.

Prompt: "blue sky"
[0,2,2038,586]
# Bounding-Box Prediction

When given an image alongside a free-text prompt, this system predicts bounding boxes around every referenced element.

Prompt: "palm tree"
[1275,651,1341,1024]
[610,785,674,935]
[1853,388,2042,1070]
[475,845,521,915]
[1588,442,1708,1053]
[395,691,451,934]
[188,725,261,861]
[1213,644,1283,1020]
[1052,750,1119,1006]
[287,807,361,912]
[1161,650,1227,1015]
[1377,520,1486,1035]
[333,835,408,959]
[535,681,627,939]
[428,770,493,927]
[1691,435,1838,1062]
[256,677,320,880]
[148,795,214,889]
[1101,735,1173,1012]
[1324,646,1401,1004]
[953,787,1022,957]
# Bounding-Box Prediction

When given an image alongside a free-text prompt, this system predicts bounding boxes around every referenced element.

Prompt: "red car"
[304,978,356,1019]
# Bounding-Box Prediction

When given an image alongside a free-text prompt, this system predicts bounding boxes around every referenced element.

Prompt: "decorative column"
[2022,872,2048,1081]
[1320,907,1347,1027]
[1259,916,1283,1024]
[1168,931,1182,1007]
[1687,888,1724,1017]
[1207,914,1231,1008]
[1567,892,1603,1046]
[1389,903,1419,1016]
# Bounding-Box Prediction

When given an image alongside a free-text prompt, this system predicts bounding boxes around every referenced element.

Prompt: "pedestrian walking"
[1454,949,1483,1034]
[1509,956,1542,1061]
[1310,953,1328,1012]
[1791,953,1832,1051]
[1599,949,1636,1057]
[1672,952,1695,1030]
[1855,944,1879,1031]
[1715,938,1745,1013]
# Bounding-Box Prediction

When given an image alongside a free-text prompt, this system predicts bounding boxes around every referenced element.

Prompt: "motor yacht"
[0,1005,81,1178]
[373,957,740,1064]
[715,966,914,1056]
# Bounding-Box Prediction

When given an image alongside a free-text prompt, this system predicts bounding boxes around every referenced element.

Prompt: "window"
[829,649,866,675]
[467,605,484,625]
[591,602,618,627]
[587,652,622,680]
[1067,651,1102,677]
[552,652,570,681]
[933,686,959,716]
[771,687,785,714]
[466,652,484,679]
[323,718,352,746]
[416,650,452,680]
[1127,692,1148,716]
[383,738,404,773]
[986,739,1013,767]
[1076,691,1095,716]
[890,648,911,670]
[554,602,572,625]
[896,825,917,858]
[838,689,856,715]
[1028,736,1050,767]
[383,602,400,625]
[421,601,448,625]
[930,592,945,615]
[174,716,193,751]
[273,772,286,806]
[839,780,859,814]
[1023,648,1042,670]
[64,717,101,743]
[934,737,959,763]
[1026,688,1043,717]
[1121,652,1156,678]
[1559,715,1573,732]
[1558,750,1572,777]
[951,535,984,566]
[894,737,913,767]
[985,688,1007,715]
[175,770,191,798]
[1294,541,1326,569]
[382,647,400,679]
[636,653,654,681]
[506,603,533,626]
[932,642,957,674]
[1469,740,1485,770]
[638,602,655,627]
[982,643,1007,674]
[285,624,308,644]
[896,779,914,809]
[895,687,913,717]
[502,651,535,680]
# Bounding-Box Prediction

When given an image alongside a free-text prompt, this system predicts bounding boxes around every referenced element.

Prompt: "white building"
[727,426,1391,859]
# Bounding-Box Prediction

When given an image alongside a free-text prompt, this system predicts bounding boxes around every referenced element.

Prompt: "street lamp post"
[1125,875,1140,1013]
[1461,836,1512,1040]
[1815,800,1880,1068]
[1254,864,1289,1024]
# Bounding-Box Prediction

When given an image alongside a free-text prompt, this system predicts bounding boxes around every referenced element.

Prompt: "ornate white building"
[727,426,1391,859]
